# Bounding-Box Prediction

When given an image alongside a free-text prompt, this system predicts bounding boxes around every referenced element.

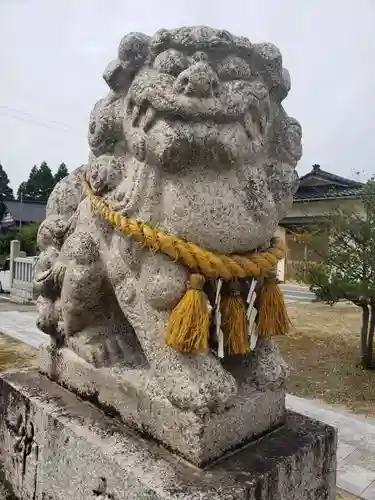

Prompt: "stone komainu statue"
[34,26,302,413]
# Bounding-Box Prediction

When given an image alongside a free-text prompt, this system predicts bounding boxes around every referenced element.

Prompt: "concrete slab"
[0,371,337,500]
[0,310,47,348]
[345,448,375,473]
[361,480,375,499]
[337,463,375,497]
[338,442,357,462]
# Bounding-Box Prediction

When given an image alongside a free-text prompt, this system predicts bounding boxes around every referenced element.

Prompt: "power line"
[0,105,73,129]
[0,105,82,135]
[0,112,73,134]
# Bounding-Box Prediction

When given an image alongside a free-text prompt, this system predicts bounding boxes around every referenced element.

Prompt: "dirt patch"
[0,333,37,371]
[275,302,375,417]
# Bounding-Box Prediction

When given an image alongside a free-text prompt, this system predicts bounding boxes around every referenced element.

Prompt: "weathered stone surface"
[0,482,15,500]
[0,371,336,500]
[38,339,286,465]
[33,26,303,461]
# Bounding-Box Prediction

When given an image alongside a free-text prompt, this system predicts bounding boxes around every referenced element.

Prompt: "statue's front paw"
[253,338,289,388]
[155,353,237,413]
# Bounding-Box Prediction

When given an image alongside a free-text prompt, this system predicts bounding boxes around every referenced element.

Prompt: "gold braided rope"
[82,176,284,280]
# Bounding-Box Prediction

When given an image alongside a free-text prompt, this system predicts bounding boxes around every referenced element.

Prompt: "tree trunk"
[366,305,375,369]
[361,304,370,367]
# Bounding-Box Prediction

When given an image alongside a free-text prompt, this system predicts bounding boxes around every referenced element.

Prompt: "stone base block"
[38,343,285,465]
[0,371,337,500]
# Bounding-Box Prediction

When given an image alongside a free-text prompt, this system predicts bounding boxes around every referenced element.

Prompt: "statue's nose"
[174,62,219,98]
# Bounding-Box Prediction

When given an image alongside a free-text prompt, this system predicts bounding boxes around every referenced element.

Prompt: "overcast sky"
[0,0,374,192]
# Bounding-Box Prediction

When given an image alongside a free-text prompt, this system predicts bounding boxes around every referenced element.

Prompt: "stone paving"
[288,394,375,499]
[0,308,48,348]
[280,283,315,304]
[1,303,375,498]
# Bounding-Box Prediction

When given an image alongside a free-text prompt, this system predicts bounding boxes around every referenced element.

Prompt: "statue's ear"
[252,43,290,102]
[103,32,151,93]
[103,60,134,93]
[118,32,150,66]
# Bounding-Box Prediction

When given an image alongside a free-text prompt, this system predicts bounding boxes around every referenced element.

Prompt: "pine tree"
[35,161,55,202]
[17,161,69,203]
[54,162,69,183]
[300,180,375,369]
[18,165,39,200]
[0,163,14,199]
[17,182,27,200]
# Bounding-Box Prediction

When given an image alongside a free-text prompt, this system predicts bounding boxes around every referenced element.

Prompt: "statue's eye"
[217,57,251,81]
[192,51,208,63]
[153,49,189,77]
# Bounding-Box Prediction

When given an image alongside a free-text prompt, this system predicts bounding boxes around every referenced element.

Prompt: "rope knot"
[188,274,206,291]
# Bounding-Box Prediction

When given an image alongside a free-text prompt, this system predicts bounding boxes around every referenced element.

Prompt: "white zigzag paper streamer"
[214,279,224,358]
[246,279,259,351]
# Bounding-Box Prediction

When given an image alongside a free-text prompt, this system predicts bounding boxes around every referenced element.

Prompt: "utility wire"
[0,105,82,135]
[0,105,72,128]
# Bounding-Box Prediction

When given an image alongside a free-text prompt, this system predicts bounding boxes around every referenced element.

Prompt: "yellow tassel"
[257,278,291,336]
[165,274,211,353]
[220,294,250,355]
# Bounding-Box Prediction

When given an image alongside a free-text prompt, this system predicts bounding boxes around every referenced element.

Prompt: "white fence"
[9,240,37,303]
[0,270,10,292]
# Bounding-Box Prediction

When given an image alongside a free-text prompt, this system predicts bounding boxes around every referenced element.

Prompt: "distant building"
[0,199,46,233]
[277,164,364,280]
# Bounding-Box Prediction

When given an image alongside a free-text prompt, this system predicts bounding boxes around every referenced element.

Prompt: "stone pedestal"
[0,371,337,500]
[38,343,286,466]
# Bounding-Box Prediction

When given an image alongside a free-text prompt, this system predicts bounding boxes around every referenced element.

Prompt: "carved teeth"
[259,115,268,135]
[143,107,157,132]
[132,105,141,126]
[127,98,134,116]
[244,112,262,143]
[130,101,156,132]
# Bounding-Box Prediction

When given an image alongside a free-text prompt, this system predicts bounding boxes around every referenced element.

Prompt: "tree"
[17,161,68,203]
[0,222,41,257]
[15,222,41,255]
[0,163,14,200]
[18,165,39,200]
[18,162,55,202]
[54,162,69,183]
[35,161,55,201]
[0,231,14,256]
[17,182,26,201]
[299,180,375,369]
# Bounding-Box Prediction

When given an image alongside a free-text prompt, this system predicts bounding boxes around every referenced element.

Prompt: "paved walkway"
[0,309,48,348]
[288,395,375,498]
[280,283,316,304]
[1,306,375,498]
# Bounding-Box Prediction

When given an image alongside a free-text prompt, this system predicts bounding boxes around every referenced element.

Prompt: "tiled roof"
[294,165,364,201]
[1,200,46,223]
[294,185,363,201]
[299,165,363,187]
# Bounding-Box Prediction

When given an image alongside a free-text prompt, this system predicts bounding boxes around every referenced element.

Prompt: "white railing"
[9,240,37,303]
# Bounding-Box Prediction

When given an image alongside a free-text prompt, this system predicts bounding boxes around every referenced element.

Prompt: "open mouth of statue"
[126,93,270,143]
[125,72,271,143]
